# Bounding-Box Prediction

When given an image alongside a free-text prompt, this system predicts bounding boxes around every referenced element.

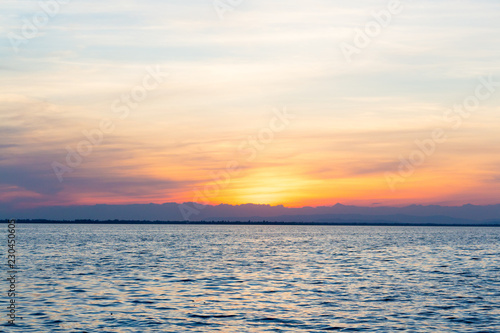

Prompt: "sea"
[1,224,499,332]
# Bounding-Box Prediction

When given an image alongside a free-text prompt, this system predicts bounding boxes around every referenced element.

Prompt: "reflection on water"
[2,224,499,332]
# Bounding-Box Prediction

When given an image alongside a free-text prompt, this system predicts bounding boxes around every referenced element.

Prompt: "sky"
[1,0,500,211]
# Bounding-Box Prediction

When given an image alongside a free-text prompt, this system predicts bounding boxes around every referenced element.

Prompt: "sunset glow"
[1,0,500,212]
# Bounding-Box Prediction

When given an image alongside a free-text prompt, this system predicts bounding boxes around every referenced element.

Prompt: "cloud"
[1,0,500,208]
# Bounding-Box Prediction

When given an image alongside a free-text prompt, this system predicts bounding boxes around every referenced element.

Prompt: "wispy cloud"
[1,0,500,208]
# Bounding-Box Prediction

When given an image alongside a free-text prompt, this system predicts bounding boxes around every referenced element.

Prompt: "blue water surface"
[1,224,499,332]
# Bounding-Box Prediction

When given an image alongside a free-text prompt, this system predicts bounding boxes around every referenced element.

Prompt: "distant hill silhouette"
[2,202,500,225]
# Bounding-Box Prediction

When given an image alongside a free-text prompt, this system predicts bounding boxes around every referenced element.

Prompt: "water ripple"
[1,224,499,332]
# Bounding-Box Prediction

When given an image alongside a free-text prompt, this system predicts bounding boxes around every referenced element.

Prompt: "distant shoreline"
[6,220,500,227]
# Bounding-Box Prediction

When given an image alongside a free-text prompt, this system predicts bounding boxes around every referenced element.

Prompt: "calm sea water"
[1,224,499,332]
